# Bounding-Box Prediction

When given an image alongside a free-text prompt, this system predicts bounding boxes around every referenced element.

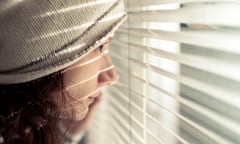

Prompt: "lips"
[90,90,102,97]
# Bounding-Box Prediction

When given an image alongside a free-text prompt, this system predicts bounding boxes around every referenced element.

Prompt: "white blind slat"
[129,3,240,27]
[118,27,240,54]
[129,0,238,6]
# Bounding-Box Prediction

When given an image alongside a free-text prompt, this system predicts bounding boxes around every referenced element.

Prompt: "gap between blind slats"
[109,129,124,144]
[131,128,145,144]
[128,3,240,27]
[117,28,240,54]
[110,86,130,103]
[129,58,240,110]
[129,86,145,98]
[129,0,238,6]
[146,128,165,144]
[114,81,129,89]
[112,39,240,82]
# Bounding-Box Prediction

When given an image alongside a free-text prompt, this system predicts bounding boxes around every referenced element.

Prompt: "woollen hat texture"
[0,0,127,84]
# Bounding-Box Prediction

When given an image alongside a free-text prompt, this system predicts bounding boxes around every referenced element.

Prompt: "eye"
[97,41,111,54]
[98,45,104,53]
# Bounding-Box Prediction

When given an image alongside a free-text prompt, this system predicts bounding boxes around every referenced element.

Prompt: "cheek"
[62,55,104,103]
[63,66,99,87]
[64,76,99,102]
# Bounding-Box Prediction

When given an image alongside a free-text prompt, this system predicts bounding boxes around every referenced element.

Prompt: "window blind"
[86,0,240,144]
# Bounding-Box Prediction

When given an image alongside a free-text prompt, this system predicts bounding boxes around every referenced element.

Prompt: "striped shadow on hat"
[0,0,127,84]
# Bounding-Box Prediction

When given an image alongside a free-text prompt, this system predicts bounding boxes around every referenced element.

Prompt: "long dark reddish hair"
[0,72,64,144]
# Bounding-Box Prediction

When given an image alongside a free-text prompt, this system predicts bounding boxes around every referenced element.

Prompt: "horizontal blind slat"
[129,0,238,6]
[117,27,240,54]
[128,3,240,27]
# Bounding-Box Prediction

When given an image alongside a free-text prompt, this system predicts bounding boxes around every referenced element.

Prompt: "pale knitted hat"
[0,0,126,84]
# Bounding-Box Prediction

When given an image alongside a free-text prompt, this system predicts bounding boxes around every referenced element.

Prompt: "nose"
[98,53,119,86]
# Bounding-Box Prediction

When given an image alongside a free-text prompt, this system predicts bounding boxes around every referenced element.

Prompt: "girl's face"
[55,38,118,120]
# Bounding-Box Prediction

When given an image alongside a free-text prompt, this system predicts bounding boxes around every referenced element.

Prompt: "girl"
[0,0,126,143]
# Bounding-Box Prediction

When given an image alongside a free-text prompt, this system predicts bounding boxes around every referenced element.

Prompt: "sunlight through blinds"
[86,0,240,144]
